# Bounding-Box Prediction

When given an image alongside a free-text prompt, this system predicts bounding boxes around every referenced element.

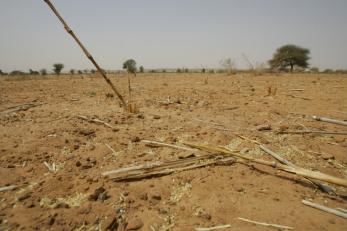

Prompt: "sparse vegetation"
[70,69,75,75]
[269,44,310,72]
[53,63,64,75]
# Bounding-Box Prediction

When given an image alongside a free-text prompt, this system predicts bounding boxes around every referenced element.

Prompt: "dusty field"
[0,73,346,230]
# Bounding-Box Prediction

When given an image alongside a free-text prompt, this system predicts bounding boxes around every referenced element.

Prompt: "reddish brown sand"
[0,73,346,230]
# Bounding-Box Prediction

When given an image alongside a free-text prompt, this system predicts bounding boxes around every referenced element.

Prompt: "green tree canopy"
[123,59,137,75]
[269,44,310,72]
[53,63,64,75]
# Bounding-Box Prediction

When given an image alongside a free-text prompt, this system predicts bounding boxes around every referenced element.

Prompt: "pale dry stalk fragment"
[302,200,347,219]
[195,224,231,231]
[312,116,347,126]
[238,217,293,230]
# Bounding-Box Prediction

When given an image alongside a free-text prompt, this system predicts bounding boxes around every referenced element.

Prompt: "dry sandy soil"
[0,73,346,231]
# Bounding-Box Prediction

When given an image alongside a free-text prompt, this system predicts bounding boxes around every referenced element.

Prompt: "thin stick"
[0,185,17,192]
[238,217,293,230]
[105,144,118,157]
[0,102,43,115]
[278,130,347,135]
[260,145,295,167]
[141,140,196,152]
[43,0,126,108]
[302,200,347,219]
[312,116,347,126]
[183,142,347,187]
[285,94,312,100]
[76,115,115,130]
[195,224,231,231]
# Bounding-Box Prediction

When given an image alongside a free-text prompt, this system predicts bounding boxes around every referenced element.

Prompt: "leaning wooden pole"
[43,0,127,108]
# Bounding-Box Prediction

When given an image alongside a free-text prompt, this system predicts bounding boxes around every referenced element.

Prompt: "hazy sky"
[1,0,347,72]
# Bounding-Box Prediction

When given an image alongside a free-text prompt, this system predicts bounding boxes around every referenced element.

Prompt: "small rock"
[16,191,31,201]
[75,161,82,167]
[131,137,141,143]
[153,115,161,120]
[48,217,55,226]
[126,218,143,230]
[279,125,289,131]
[139,193,148,201]
[137,114,145,119]
[322,154,335,160]
[158,207,169,214]
[151,193,161,200]
[88,187,108,201]
[56,202,70,209]
[256,124,272,131]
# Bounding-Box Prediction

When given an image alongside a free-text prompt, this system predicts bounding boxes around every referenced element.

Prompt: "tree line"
[1,44,347,76]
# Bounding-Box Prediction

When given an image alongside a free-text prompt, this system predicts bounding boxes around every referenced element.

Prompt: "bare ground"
[0,73,346,230]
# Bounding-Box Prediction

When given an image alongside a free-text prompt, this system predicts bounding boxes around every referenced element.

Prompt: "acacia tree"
[123,59,137,76]
[53,63,64,75]
[269,44,310,72]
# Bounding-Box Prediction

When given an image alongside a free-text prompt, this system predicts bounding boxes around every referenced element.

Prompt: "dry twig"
[103,154,235,181]
[0,102,43,115]
[76,115,116,130]
[183,141,347,187]
[0,185,17,192]
[141,140,196,152]
[278,130,347,135]
[195,224,231,231]
[238,217,293,230]
[312,116,347,126]
[302,200,347,219]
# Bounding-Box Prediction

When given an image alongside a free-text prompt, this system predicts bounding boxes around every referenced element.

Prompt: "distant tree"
[184,68,189,73]
[78,70,83,74]
[269,44,310,72]
[123,59,137,75]
[162,69,166,73]
[90,69,96,74]
[70,69,75,75]
[29,69,39,75]
[201,68,206,73]
[139,66,144,73]
[220,58,236,74]
[40,69,47,75]
[0,69,5,75]
[83,69,89,74]
[176,68,182,73]
[53,63,64,75]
